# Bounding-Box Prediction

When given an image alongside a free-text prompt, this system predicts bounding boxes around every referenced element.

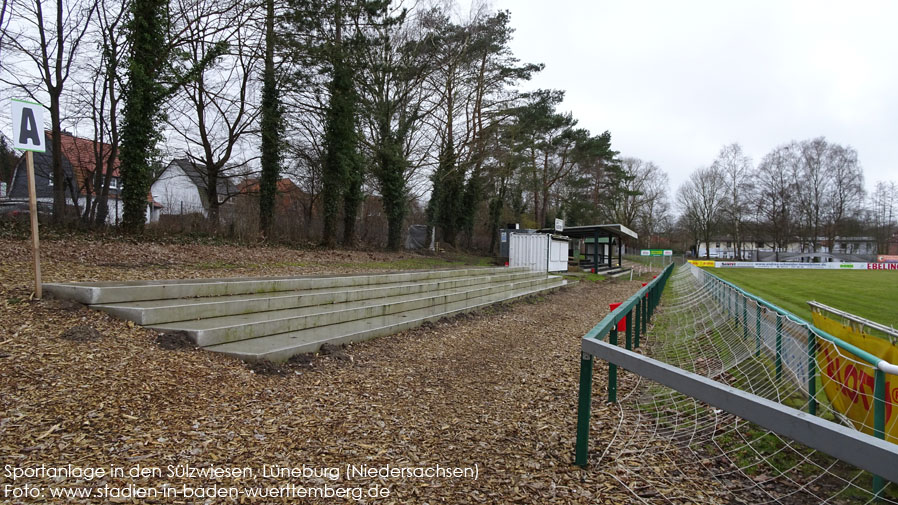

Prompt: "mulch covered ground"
[0,235,732,503]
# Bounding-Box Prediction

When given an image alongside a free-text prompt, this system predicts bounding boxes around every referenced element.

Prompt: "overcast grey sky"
[468,0,898,196]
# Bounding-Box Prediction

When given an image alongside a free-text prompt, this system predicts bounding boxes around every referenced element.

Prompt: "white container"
[509,233,569,272]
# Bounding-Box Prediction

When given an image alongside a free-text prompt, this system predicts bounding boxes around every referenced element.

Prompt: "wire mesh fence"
[577,263,898,503]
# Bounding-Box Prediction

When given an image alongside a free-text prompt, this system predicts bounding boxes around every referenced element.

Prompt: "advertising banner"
[868,262,898,270]
[714,262,871,270]
[878,255,898,263]
[813,311,898,444]
[687,260,715,267]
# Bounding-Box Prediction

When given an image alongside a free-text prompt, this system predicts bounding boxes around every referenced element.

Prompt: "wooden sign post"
[11,98,45,299]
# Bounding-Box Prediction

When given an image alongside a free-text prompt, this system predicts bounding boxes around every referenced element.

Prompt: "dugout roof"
[536,223,638,241]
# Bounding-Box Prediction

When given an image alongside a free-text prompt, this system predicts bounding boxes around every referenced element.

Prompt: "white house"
[698,237,877,260]
[151,158,237,218]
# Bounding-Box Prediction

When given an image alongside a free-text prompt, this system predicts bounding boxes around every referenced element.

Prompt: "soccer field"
[704,268,898,328]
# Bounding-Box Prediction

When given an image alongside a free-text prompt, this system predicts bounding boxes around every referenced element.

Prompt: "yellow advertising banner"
[813,312,898,443]
[688,260,715,267]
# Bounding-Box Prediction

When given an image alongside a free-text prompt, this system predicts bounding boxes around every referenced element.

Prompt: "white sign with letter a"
[10,99,45,152]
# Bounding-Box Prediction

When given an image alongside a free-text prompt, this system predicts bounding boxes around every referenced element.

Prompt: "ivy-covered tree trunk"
[428,140,463,246]
[487,186,506,255]
[119,0,167,233]
[461,167,482,247]
[375,118,407,250]
[342,153,363,245]
[322,48,357,246]
[258,0,280,238]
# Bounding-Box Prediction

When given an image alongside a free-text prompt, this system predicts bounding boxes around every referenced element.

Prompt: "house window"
[715,242,720,249]
[111,177,120,189]
[217,195,225,204]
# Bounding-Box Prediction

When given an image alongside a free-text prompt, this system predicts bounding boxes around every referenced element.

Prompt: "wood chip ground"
[1,236,732,503]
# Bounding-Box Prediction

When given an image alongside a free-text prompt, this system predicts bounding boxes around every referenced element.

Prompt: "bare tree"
[823,143,864,251]
[712,143,753,259]
[68,0,128,225]
[870,181,897,254]
[1,0,95,221]
[756,143,798,257]
[677,166,726,259]
[165,0,263,226]
[604,156,667,234]
[632,160,670,249]
[794,137,834,252]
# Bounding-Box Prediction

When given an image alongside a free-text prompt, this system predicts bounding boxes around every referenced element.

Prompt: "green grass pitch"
[704,268,898,328]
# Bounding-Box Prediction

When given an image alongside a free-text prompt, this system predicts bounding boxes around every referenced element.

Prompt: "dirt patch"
[286,352,316,368]
[155,330,196,350]
[46,298,85,312]
[246,359,288,376]
[58,324,102,342]
[318,343,352,362]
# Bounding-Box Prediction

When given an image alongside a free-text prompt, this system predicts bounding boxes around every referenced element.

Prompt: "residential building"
[698,237,877,261]
[151,158,238,218]
[6,131,159,223]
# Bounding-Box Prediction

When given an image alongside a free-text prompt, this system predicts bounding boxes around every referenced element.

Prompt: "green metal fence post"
[873,368,886,499]
[634,299,641,348]
[608,327,618,403]
[742,296,748,342]
[649,284,658,318]
[574,352,594,467]
[775,314,783,381]
[734,288,739,325]
[642,292,648,333]
[649,286,654,320]
[625,310,632,350]
[808,329,817,416]
[756,304,761,358]
[648,287,654,320]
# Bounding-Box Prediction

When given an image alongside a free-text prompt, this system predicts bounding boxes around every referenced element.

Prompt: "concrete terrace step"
[205,275,567,362]
[148,275,554,347]
[45,266,570,363]
[606,268,633,278]
[91,270,542,326]
[45,266,526,305]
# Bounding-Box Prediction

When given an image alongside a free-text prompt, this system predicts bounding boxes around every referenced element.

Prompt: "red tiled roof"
[237,178,303,196]
[47,131,158,204]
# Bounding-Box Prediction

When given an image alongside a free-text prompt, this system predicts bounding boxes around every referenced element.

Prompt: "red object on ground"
[642,283,647,287]
[504,261,509,267]
[591,268,596,273]
[653,275,657,279]
[609,303,627,331]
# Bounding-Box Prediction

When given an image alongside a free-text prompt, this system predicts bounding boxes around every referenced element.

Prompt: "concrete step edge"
[92,270,545,325]
[154,276,555,347]
[46,266,526,304]
[207,277,567,362]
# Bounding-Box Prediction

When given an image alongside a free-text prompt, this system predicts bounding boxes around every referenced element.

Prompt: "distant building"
[6,131,159,223]
[698,237,877,261]
[236,177,305,214]
[151,158,238,218]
